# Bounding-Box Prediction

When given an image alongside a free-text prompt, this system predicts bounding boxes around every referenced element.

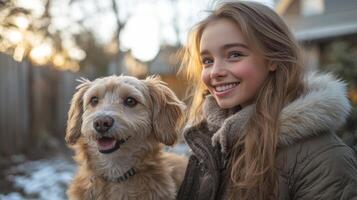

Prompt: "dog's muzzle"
[93,115,130,154]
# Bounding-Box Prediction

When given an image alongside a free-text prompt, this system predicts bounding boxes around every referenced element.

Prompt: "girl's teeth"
[215,83,238,92]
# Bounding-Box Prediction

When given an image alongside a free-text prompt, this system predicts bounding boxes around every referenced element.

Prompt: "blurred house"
[113,46,188,100]
[276,0,357,70]
[147,45,187,99]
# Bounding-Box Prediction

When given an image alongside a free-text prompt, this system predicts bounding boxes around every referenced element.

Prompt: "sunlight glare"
[68,47,86,61]
[120,14,160,62]
[13,45,26,62]
[29,43,53,65]
[14,0,45,17]
[13,16,30,30]
[7,29,23,44]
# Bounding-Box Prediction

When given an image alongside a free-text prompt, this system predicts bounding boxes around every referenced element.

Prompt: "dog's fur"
[65,75,188,200]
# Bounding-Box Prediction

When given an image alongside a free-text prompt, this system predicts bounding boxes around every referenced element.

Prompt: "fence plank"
[0,54,29,155]
[0,55,5,155]
[56,72,78,140]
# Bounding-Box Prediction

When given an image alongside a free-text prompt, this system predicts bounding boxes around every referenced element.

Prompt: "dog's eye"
[90,96,99,107]
[124,97,137,107]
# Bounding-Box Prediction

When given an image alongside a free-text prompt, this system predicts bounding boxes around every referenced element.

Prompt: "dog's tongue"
[97,137,116,150]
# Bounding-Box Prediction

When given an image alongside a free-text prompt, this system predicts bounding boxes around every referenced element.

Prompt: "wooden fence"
[0,53,79,156]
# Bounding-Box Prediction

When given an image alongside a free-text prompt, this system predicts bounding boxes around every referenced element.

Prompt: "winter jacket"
[176,72,357,200]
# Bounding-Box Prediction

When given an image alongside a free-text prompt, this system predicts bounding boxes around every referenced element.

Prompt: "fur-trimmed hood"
[195,72,351,152]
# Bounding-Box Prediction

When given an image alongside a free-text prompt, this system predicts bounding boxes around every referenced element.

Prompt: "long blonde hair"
[180,1,305,199]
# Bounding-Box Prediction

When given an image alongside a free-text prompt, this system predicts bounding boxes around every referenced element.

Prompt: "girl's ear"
[65,79,91,145]
[268,61,277,71]
[145,76,186,146]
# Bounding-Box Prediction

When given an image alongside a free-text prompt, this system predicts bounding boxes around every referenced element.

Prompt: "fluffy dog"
[65,75,187,200]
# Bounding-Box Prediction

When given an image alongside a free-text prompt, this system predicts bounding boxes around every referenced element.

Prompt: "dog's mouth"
[96,136,131,154]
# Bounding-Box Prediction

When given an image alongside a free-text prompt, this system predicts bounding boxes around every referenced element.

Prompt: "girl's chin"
[215,99,239,109]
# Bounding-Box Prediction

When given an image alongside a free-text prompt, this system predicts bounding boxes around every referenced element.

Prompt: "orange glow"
[124,53,148,77]
[349,89,357,104]
[104,41,119,55]
[29,43,53,65]
[13,45,26,62]
[53,53,66,67]
[58,60,80,72]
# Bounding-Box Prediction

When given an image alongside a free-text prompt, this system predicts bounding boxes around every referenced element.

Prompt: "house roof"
[276,0,357,41]
[148,45,180,75]
[292,9,357,41]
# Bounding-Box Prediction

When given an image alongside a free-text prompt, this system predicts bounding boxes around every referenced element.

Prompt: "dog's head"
[65,75,185,155]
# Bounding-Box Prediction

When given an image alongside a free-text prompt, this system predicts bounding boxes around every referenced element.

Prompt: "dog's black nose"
[93,116,114,133]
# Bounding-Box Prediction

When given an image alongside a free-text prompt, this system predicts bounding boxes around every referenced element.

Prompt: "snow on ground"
[0,143,189,200]
[0,156,76,200]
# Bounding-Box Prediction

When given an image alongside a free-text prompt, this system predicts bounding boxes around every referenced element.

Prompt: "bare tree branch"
[111,0,126,42]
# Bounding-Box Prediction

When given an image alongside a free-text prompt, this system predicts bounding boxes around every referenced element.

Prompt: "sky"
[15,0,275,62]
[116,0,274,61]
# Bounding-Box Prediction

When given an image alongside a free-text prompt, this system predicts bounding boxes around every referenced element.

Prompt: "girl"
[177,1,357,200]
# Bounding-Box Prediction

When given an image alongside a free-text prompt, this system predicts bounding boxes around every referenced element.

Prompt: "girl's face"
[200,18,273,109]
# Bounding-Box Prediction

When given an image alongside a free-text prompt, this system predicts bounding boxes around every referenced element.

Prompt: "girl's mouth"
[213,82,239,97]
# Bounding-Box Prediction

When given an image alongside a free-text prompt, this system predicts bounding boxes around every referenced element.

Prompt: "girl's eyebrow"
[200,42,249,55]
[222,43,249,50]
[200,49,210,56]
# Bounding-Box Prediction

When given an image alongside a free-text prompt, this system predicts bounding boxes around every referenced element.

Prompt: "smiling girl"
[177,1,357,200]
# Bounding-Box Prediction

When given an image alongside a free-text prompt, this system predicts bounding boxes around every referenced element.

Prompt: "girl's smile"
[212,82,239,97]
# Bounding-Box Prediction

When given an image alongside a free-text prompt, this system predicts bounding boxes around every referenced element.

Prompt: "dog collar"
[102,167,137,183]
[91,167,137,183]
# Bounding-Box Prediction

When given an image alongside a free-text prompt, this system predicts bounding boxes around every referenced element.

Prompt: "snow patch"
[1,157,76,200]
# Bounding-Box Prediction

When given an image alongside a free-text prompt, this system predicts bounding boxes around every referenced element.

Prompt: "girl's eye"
[90,96,99,107]
[124,97,138,107]
[201,57,213,66]
[228,51,244,59]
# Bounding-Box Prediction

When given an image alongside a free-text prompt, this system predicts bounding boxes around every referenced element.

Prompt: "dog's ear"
[65,78,91,145]
[145,76,186,146]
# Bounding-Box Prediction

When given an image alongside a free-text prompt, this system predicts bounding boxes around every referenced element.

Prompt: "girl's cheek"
[201,68,211,86]
[232,63,258,79]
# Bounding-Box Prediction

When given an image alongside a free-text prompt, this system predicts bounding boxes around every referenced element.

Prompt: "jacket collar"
[184,72,351,152]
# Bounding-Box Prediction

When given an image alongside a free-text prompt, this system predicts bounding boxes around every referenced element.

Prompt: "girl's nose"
[210,62,227,79]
